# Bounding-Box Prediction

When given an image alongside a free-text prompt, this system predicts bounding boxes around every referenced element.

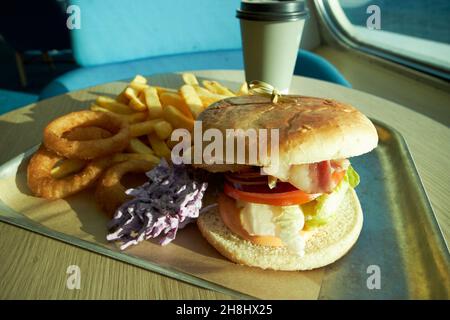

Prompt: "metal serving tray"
[0,120,448,299]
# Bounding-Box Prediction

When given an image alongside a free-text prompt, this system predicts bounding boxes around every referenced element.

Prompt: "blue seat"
[0,89,38,115]
[294,50,351,88]
[40,0,349,99]
[40,49,350,99]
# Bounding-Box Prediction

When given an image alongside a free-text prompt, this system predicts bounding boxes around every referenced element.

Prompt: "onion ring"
[95,160,156,217]
[27,146,111,199]
[50,158,86,179]
[63,126,112,140]
[43,110,130,160]
[49,127,114,179]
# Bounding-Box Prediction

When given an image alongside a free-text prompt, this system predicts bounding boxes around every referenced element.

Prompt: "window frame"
[314,0,450,81]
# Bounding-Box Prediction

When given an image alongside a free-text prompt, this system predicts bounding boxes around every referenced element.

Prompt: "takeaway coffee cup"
[237,0,309,93]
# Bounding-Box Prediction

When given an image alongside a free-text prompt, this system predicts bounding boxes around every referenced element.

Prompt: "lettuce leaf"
[304,217,328,229]
[302,166,360,229]
[345,165,360,188]
[315,179,349,219]
[273,205,305,256]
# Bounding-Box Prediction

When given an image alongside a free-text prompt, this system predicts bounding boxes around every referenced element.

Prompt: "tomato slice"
[332,170,346,184]
[223,168,347,206]
[224,182,321,206]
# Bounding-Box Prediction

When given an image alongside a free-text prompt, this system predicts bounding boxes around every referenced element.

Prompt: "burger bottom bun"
[197,188,363,271]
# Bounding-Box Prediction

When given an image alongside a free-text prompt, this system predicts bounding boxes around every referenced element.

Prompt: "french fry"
[166,138,180,150]
[197,96,217,108]
[153,120,173,140]
[202,80,235,96]
[160,92,183,107]
[182,73,199,86]
[131,75,147,84]
[194,85,220,97]
[180,85,203,118]
[90,104,147,124]
[160,92,193,119]
[194,86,228,107]
[127,138,155,154]
[148,132,171,160]
[125,87,147,111]
[96,96,134,114]
[90,103,105,112]
[128,98,146,112]
[50,159,86,179]
[138,91,147,107]
[163,105,195,131]
[155,86,178,95]
[129,119,160,137]
[143,87,164,119]
[116,89,129,104]
[112,153,160,164]
[125,111,149,124]
[129,81,150,93]
[236,82,249,96]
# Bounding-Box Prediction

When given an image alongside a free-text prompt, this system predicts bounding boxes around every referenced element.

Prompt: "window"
[317,0,450,80]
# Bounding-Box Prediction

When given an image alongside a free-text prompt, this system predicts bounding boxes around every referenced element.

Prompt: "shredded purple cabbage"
[106,159,208,250]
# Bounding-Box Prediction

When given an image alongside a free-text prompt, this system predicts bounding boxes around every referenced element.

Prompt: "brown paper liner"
[0,157,324,299]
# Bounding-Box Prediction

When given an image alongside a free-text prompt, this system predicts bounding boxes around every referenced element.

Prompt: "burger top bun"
[195,95,378,172]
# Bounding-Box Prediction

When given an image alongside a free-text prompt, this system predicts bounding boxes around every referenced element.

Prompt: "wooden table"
[0,70,448,299]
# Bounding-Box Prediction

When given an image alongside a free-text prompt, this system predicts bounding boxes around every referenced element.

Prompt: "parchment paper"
[0,155,324,299]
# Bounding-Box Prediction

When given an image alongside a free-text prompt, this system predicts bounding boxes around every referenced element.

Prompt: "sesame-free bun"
[195,95,378,172]
[197,187,363,271]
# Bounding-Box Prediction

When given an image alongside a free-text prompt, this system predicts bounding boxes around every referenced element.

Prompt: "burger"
[195,95,378,271]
